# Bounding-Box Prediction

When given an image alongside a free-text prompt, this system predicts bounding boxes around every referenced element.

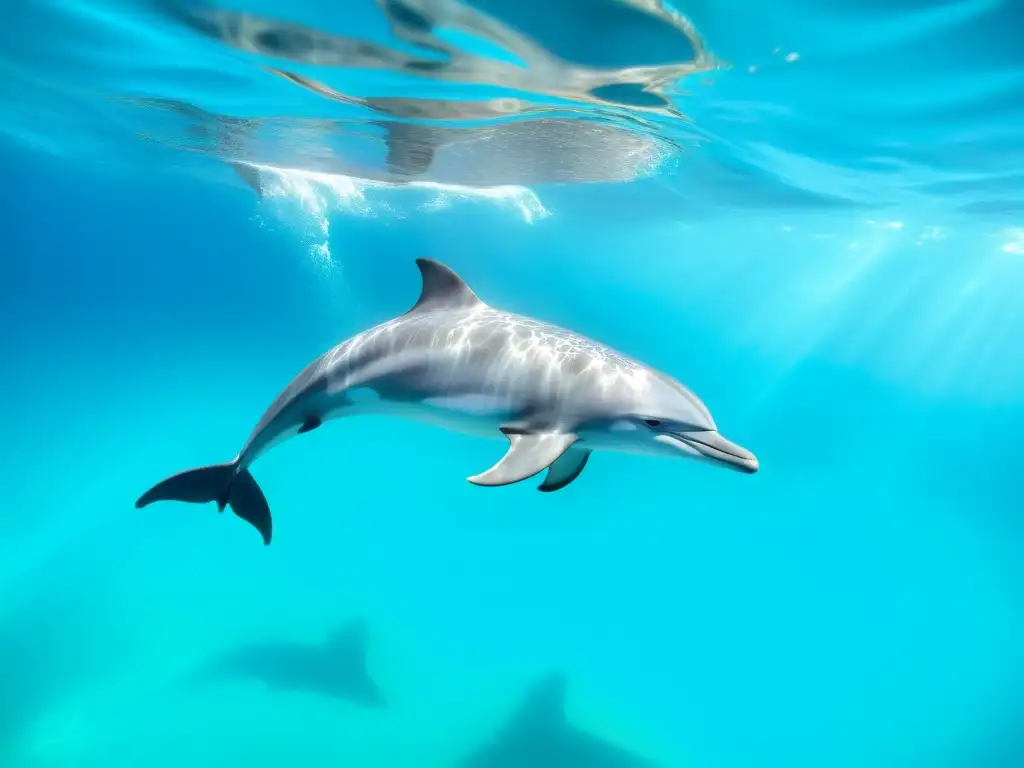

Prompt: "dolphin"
[136,258,757,545]
[461,673,653,767]
[192,619,384,707]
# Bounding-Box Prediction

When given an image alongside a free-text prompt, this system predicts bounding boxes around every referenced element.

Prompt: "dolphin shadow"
[460,673,654,767]
[189,618,385,709]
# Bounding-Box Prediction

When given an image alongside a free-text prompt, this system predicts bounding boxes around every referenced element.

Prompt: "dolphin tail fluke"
[135,462,273,545]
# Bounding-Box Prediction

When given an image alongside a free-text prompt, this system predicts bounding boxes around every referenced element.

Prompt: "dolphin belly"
[370,392,518,441]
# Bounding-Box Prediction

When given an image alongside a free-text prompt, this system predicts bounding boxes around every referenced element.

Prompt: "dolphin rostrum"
[136,258,757,545]
[461,673,653,767]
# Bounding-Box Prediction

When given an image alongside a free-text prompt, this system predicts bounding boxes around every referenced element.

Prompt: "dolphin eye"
[644,419,662,428]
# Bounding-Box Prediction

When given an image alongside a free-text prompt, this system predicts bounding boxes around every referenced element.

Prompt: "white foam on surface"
[250,163,549,263]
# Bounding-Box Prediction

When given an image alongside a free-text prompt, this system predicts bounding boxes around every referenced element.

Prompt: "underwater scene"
[2,0,1023,765]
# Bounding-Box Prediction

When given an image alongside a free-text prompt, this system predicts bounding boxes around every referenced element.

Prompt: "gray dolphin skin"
[193,619,384,708]
[136,258,757,545]
[462,673,653,767]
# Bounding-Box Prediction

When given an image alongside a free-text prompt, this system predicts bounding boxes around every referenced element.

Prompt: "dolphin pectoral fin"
[467,431,578,487]
[297,415,322,434]
[538,447,591,492]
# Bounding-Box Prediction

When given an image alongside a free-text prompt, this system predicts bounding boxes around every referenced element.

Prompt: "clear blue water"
[2,0,1024,766]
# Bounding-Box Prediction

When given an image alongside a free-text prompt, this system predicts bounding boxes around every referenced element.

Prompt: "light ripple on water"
[0,0,1021,223]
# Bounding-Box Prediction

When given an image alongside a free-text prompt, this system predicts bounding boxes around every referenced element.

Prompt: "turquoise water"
[2,0,1024,766]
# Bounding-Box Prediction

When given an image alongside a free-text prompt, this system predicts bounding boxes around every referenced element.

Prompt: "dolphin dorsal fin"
[408,258,484,314]
[506,673,569,736]
[325,619,368,669]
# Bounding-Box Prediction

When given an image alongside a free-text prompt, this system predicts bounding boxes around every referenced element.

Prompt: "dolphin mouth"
[659,431,759,474]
